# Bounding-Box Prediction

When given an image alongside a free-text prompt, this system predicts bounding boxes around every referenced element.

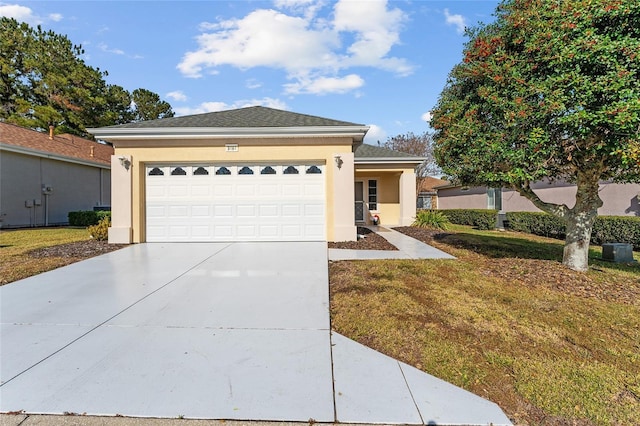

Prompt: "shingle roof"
[102,106,363,129]
[355,143,422,159]
[0,122,113,166]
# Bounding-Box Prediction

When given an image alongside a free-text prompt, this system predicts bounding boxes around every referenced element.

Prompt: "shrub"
[413,210,451,230]
[506,212,566,239]
[87,216,110,241]
[68,210,110,227]
[439,209,498,230]
[591,216,640,250]
[506,212,640,250]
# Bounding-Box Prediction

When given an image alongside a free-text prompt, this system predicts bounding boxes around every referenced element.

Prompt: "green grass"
[330,226,640,426]
[0,228,91,284]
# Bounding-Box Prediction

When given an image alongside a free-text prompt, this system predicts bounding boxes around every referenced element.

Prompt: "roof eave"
[0,143,111,169]
[355,157,425,166]
[87,126,370,141]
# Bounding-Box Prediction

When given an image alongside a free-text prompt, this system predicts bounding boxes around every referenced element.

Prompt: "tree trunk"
[562,210,597,272]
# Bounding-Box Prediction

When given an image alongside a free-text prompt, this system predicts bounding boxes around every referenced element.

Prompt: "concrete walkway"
[329,226,455,261]
[1,242,509,425]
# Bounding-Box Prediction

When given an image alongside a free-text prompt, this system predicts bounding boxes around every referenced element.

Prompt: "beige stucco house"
[0,122,112,228]
[88,106,422,244]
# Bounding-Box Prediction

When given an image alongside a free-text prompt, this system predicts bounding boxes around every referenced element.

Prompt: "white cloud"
[246,78,262,89]
[0,3,37,22]
[98,43,125,55]
[333,0,411,75]
[166,91,188,102]
[421,111,432,122]
[284,73,364,95]
[273,0,323,19]
[363,124,387,145]
[444,9,466,34]
[174,97,288,116]
[177,0,413,95]
[0,3,62,25]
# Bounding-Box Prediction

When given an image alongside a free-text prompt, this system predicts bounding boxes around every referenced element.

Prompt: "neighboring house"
[88,106,423,243]
[0,122,112,228]
[416,176,449,209]
[437,180,640,216]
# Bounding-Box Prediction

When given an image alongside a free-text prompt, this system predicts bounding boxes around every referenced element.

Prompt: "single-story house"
[88,106,423,244]
[436,180,640,216]
[416,176,449,209]
[0,122,112,228]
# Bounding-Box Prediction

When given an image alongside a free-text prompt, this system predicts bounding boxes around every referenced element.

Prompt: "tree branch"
[512,181,569,219]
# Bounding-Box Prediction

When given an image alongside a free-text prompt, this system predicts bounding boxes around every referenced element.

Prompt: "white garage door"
[145,164,326,242]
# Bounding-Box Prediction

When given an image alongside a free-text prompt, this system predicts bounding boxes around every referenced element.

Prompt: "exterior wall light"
[119,156,131,171]
[334,155,344,169]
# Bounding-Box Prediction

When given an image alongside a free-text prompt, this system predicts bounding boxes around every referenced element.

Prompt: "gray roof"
[103,106,363,129]
[355,144,422,160]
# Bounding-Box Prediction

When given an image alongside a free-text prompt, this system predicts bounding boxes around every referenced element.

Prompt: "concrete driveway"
[1,242,511,425]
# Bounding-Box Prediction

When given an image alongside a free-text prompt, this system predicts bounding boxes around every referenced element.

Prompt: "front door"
[354,181,365,222]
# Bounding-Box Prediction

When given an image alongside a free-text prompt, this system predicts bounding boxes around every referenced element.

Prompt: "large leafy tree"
[431,0,640,271]
[0,17,172,136]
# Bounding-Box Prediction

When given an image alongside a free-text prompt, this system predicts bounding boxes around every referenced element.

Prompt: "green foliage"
[68,210,110,227]
[592,216,640,250]
[87,216,110,241]
[430,0,640,269]
[506,212,566,239]
[132,88,174,122]
[439,209,498,230]
[412,210,451,230]
[432,0,640,189]
[507,212,640,250]
[0,17,173,137]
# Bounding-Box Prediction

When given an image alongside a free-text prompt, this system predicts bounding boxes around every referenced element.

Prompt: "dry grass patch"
[329,226,640,426]
[0,228,126,285]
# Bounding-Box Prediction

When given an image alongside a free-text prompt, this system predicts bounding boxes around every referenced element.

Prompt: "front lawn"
[0,228,124,285]
[329,225,640,426]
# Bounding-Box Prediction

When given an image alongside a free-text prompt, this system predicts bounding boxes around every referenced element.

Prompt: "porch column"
[108,155,133,244]
[399,170,417,226]
[332,151,357,241]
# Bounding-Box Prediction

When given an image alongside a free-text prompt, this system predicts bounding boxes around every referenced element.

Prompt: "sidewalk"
[328,226,455,261]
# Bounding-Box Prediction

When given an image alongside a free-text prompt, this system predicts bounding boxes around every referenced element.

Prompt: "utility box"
[602,243,635,263]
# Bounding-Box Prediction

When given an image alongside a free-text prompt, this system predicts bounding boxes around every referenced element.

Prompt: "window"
[148,167,164,176]
[193,166,209,175]
[215,166,231,175]
[260,166,276,175]
[487,187,503,210]
[171,167,187,176]
[306,165,322,174]
[283,166,299,174]
[238,166,254,175]
[368,180,377,211]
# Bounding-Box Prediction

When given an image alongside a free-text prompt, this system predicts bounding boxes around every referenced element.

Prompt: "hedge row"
[506,211,640,250]
[68,210,111,227]
[436,209,499,230]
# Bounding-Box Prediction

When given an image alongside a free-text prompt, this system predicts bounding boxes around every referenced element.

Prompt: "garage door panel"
[214,205,233,217]
[259,205,278,216]
[282,204,301,217]
[168,206,189,217]
[146,164,325,242]
[191,205,211,217]
[237,225,257,238]
[236,185,255,196]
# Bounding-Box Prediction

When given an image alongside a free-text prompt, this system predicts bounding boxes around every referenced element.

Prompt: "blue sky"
[1,1,499,144]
